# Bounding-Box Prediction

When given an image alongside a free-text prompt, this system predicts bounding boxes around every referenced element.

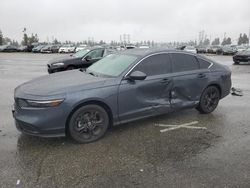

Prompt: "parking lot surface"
[0,53,250,188]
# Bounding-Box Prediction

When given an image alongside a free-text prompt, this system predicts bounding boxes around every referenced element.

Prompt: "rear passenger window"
[171,53,199,72]
[133,54,171,76]
[197,58,211,69]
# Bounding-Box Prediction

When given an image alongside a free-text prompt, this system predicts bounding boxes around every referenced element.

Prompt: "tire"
[68,104,110,143]
[196,86,220,114]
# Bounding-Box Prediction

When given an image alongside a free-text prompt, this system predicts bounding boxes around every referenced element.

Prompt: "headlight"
[17,98,64,108]
[52,62,64,67]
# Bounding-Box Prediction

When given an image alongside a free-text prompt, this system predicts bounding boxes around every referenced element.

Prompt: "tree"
[238,33,243,45]
[53,38,60,44]
[28,33,38,45]
[203,38,210,45]
[22,33,28,46]
[242,33,249,44]
[0,30,3,45]
[238,33,249,45]
[211,38,220,45]
[221,37,231,45]
[4,37,12,44]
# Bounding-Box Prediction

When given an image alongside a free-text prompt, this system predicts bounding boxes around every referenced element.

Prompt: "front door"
[118,53,173,123]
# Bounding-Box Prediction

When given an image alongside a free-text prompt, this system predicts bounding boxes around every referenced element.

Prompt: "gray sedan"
[13,49,231,143]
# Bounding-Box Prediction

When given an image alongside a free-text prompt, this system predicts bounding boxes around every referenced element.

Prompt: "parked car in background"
[207,45,221,54]
[13,49,232,143]
[125,45,136,49]
[0,45,18,52]
[196,46,207,53]
[184,46,197,53]
[47,47,113,73]
[233,47,250,64]
[58,44,75,53]
[75,44,88,52]
[27,43,40,52]
[32,45,46,53]
[236,46,247,53]
[139,45,150,49]
[17,46,28,52]
[41,45,61,53]
[217,46,237,55]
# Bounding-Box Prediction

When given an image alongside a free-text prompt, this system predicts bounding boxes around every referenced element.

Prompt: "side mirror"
[128,71,147,80]
[85,55,92,61]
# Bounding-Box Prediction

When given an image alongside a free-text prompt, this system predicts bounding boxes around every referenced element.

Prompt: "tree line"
[0,28,249,47]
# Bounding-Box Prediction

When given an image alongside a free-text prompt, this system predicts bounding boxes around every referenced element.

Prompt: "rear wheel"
[196,86,220,114]
[68,104,109,143]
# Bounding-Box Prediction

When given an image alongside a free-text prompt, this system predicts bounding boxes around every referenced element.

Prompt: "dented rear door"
[170,53,209,109]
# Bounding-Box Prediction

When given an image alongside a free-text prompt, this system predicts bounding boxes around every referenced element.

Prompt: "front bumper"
[47,64,65,74]
[12,103,66,137]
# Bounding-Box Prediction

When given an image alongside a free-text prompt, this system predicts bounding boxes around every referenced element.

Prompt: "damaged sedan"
[12,49,231,143]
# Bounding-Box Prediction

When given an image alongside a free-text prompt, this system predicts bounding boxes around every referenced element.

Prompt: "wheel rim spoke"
[74,109,104,140]
[203,87,219,111]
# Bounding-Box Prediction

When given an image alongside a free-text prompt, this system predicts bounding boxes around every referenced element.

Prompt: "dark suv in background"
[47,47,114,73]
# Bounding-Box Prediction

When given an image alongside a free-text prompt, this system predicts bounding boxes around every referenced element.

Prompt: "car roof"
[85,46,105,51]
[119,48,195,57]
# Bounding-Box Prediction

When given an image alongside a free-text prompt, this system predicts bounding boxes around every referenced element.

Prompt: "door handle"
[197,73,206,78]
[160,78,170,84]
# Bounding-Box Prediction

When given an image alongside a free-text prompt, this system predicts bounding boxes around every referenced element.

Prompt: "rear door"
[118,53,173,122]
[170,53,209,109]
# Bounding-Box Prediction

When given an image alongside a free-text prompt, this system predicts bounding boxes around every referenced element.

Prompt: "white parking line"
[156,121,207,133]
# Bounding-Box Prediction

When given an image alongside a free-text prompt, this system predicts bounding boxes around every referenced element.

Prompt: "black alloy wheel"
[196,86,220,114]
[69,104,109,143]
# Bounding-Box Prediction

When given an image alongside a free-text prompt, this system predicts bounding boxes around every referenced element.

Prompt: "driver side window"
[133,54,172,76]
[87,49,104,59]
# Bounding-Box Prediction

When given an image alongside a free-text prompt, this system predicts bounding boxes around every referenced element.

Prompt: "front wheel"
[196,86,220,114]
[68,104,109,143]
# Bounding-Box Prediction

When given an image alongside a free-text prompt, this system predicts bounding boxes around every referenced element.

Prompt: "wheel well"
[65,100,113,136]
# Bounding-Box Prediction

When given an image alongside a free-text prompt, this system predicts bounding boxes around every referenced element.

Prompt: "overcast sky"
[0,0,249,43]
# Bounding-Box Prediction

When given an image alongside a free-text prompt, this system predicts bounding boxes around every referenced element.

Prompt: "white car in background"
[184,46,197,53]
[58,44,75,53]
[139,45,150,49]
[236,46,247,52]
[75,44,87,52]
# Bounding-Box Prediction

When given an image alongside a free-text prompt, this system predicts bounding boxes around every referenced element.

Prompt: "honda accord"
[13,49,231,143]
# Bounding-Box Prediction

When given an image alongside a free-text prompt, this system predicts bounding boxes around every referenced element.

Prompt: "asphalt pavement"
[0,52,250,188]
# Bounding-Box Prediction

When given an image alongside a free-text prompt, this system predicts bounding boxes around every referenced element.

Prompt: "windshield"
[86,54,137,77]
[72,49,90,58]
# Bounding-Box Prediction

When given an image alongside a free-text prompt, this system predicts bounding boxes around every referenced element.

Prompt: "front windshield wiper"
[85,70,98,77]
[79,68,86,72]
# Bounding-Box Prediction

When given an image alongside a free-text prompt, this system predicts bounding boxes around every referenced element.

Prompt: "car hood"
[48,56,80,64]
[15,70,112,97]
